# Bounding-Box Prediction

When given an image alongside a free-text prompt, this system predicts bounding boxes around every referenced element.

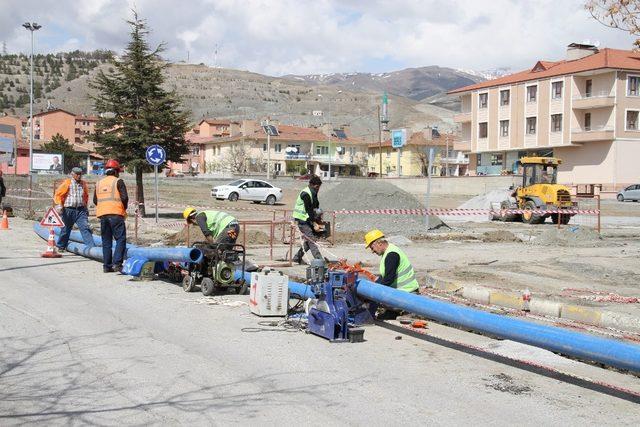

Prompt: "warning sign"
[40,207,64,227]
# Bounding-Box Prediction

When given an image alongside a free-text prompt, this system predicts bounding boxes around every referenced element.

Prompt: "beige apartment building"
[450,44,640,188]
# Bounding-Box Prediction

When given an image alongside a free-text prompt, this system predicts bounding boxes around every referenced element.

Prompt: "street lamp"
[22,22,41,175]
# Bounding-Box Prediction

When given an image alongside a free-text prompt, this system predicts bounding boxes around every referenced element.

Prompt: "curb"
[425,275,640,334]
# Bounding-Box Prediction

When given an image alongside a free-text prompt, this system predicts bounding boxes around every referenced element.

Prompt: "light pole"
[23,22,41,175]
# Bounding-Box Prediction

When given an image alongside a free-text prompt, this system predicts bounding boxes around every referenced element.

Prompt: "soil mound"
[532,227,602,247]
[166,226,270,246]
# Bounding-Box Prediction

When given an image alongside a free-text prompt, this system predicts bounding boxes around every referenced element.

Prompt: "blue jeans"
[100,214,127,269]
[57,207,94,249]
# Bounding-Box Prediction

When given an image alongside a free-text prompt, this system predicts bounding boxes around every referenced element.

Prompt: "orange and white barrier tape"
[332,208,599,216]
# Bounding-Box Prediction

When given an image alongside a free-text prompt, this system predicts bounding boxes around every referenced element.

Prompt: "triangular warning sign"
[40,207,64,227]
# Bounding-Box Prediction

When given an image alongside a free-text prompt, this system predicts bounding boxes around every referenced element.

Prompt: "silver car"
[617,184,640,202]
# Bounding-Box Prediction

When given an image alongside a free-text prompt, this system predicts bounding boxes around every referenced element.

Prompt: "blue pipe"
[237,268,640,373]
[34,223,203,264]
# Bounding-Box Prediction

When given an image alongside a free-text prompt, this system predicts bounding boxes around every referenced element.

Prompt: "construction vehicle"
[495,157,574,224]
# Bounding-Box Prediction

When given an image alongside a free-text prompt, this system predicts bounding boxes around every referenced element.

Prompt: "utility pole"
[445,134,449,177]
[327,121,332,179]
[22,22,41,176]
[377,105,382,177]
[266,117,271,180]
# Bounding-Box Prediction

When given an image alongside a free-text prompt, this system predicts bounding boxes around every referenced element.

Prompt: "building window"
[192,146,200,155]
[275,143,281,152]
[478,93,488,109]
[526,117,537,135]
[584,113,591,131]
[628,76,639,96]
[626,110,639,130]
[526,85,537,102]
[500,90,510,106]
[316,146,328,155]
[586,79,593,97]
[551,114,562,132]
[500,120,509,137]
[478,122,488,139]
[552,81,563,99]
[490,153,503,166]
[274,163,282,172]
[386,149,390,158]
[262,143,267,151]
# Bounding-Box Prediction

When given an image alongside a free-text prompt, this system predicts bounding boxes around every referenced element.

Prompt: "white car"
[211,179,283,205]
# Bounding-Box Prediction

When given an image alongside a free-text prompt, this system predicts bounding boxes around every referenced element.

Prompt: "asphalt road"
[1,218,640,425]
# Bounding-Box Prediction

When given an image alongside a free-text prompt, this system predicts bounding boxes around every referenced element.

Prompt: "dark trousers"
[216,223,240,245]
[295,221,322,260]
[57,207,94,249]
[100,214,127,269]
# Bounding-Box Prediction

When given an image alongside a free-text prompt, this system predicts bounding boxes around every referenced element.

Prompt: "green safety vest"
[292,187,312,221]
[380,243,419,292]
[204,210,236,238]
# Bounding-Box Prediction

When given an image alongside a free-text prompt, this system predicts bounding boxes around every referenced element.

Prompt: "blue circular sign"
[146,145,166,166]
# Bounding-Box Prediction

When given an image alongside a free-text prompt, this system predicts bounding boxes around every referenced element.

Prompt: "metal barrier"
[559,195,600,233]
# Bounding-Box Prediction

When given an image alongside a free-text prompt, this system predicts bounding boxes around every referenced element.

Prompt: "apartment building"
[190,120,368,177]
[368,130,468,176]
[32,108,98,145]
[450,43,640,188]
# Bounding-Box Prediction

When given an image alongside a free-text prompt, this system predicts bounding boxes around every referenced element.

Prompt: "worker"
[364,229,419,293]
[0,170,6,210]
[54,167,94,251]
[291,174,323,263]
[183,207,239,245]
[94,159,128,273]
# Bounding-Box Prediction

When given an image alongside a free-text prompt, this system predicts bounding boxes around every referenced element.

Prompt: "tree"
[224,143,250,173]
[90,11,190,216]
[42,133,84,173]
[586,1,640,48]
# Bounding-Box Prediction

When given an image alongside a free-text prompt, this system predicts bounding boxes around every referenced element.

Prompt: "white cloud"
[0,0,636,75]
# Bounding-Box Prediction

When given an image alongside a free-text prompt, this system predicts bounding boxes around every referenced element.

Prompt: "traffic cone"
[41,227,62,258]
[0,210,8,230]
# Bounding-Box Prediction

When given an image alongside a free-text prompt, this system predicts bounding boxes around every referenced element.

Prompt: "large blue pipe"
[34,223,203,264]
[237,269,640,373]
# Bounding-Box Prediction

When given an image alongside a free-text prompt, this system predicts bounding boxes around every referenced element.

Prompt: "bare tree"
[586,0,640,48]
[224,143,250,173]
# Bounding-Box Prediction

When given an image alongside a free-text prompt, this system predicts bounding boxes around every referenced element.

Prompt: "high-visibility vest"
[95,176,126,218]
[203,210,236,238]
[292,187,312,221]
[379,243,419,292]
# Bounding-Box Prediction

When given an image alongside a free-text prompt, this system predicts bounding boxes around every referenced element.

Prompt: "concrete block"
[601,311,640,333]
[489,290,525,310]
[560,304,602,326]
[462,286,491,305]
[529,299,562,318]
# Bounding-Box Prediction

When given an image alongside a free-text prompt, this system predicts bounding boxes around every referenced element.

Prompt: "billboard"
[32,152,64,174]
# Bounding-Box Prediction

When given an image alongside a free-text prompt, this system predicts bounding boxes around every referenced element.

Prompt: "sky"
[0,0,636,76]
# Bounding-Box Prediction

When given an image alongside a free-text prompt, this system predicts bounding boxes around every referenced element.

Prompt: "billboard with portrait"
[32,152,64,174]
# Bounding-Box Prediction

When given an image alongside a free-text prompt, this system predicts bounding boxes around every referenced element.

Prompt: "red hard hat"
[105,159,120,169]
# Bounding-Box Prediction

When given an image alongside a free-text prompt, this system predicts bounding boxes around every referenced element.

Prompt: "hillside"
[1,52,458,139]
[283,66,483,102]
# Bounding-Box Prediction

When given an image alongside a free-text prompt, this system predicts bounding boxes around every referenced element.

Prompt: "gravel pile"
[322,180,445,236]
[532,227,602,247]
[441,189,513,223]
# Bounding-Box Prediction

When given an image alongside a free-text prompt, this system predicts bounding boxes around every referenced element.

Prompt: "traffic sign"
[40,207,64,227]
[146,145,166,166]
[391,129,406,148]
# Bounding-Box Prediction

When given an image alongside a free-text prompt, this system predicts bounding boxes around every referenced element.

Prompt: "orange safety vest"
[95,176,126,217]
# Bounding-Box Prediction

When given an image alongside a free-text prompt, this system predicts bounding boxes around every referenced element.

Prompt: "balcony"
[440,156,469,165]
[453,110,472,123]
[285,152,312,160]
[571,125,614,143]
[572,91,614,109]
[453,140,470,152]
[311,154,356,165]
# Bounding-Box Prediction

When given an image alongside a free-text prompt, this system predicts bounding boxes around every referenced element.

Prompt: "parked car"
[211,179,283,205]
[617,184,640,202]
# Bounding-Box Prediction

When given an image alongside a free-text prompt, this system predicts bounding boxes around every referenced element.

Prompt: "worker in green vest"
[183,207,239,245]
[364,229,419,293]
[291,174,323,263]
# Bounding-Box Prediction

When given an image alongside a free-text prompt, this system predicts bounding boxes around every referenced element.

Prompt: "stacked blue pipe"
[34,223,203,273]
[236,269,640,373]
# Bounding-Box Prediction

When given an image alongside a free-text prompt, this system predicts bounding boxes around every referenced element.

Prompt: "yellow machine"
[497,157,574,224]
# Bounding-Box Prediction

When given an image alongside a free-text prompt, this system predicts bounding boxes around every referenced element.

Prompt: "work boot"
[103,266,115,273]
[113,264,123,273]
[292,249,304,264]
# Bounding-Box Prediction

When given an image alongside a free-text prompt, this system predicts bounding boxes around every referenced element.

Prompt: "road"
[1,218,639,425]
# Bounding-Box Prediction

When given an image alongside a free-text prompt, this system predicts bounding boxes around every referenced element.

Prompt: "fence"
[2,175,54,216]
[568,195,600,233]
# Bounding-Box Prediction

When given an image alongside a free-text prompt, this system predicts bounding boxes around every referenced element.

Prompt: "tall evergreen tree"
[90,12,190,215]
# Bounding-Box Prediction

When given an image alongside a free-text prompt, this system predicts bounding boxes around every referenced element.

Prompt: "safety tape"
[4,194,53,201]
[332,208,600,216]
[5,188,52,195]
[149,202,281,214]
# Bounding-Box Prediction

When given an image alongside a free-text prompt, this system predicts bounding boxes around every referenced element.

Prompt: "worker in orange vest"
[54,167,95,251]
[93,159,128,273]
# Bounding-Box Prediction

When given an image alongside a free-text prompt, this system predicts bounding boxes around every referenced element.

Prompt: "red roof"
[75,115,99,121]
[449,48,640,94]
[199,118,238,126]
[33,108,77,118]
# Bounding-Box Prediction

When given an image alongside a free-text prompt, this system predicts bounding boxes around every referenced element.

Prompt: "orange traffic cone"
[0,210,8,230]
[41,227,62,258]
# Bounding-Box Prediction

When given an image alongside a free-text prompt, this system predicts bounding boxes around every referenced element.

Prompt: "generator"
[249,268,289,317]
[181,242,247,296]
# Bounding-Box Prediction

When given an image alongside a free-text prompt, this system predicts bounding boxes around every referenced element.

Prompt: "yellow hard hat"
[183,207,196,220]
[364,229,385,248]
